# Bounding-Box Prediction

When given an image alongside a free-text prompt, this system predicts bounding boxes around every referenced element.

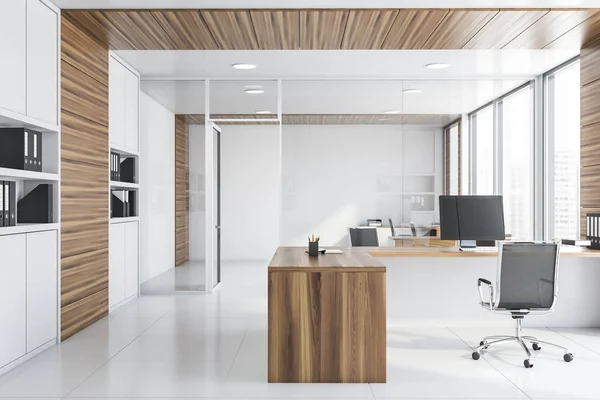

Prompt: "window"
[500,86,534,240]
[546,59,580,240]
[471,105,494,195]
[444,121,460,195]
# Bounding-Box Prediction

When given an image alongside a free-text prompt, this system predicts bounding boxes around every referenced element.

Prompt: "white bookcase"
[108,52,140,311]
[0,0,60,375]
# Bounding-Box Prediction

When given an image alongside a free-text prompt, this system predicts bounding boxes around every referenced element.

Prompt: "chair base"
[471,319,574,368]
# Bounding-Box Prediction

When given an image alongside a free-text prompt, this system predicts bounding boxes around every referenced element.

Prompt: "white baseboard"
[109,293,138,314]
[0,339,56,376]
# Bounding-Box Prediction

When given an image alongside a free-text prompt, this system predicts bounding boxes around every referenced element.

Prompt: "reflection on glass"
[448,124,459,195]
[474,105,494,195]
[502,86,533,240]
[551,61,580,239]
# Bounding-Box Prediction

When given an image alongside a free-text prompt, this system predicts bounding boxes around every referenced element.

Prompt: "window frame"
[443,119,461,195]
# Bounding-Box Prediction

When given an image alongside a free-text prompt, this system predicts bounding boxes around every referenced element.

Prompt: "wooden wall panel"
[63,10,136,49]
[381,9,448,49]
[175,115,189,266]
[423,10,499,49]
[151,10,218,50]
[504,10,595,49]
[580,38,600,239]
[464,10,548,49]
[300,10,349,49]
[341,10,398,49]
[201,10,259,49]
[61,15,110,340]
[251,10,299,50]
[100,11,176,50]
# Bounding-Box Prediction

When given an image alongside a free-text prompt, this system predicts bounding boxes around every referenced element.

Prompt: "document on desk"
[323,249,343,254]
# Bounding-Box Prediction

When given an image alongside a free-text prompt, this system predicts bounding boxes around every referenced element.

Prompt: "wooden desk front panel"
[268,270,386,383]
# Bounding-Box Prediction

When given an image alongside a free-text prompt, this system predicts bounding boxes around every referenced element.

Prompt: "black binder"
[8,181,15,226]
[111,191,126,218]
[0,128,42,172]
[3,181,9,226]
[120,158,135,183]
[128,190,136,217]
[0,182,4,228]
[17,184,53,223]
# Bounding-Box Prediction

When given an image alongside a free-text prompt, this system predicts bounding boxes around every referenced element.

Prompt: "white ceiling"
[117,49,576,81]
[141,79,526,116]
[52,0,600,8]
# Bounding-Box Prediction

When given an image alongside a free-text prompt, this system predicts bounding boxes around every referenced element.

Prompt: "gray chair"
[472,242,574,369]
[349,227,379,247]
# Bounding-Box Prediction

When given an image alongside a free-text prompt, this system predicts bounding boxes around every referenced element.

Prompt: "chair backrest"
[410,222,417,237]
[349,227,379,247]
[389,218,395,236]
[496,242,560,311]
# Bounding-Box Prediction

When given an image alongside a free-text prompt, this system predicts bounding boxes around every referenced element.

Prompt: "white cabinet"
[0,0,26,115]
[125,70,140,152]
[125,222,139,298]
[110,55,140,153]
[26,0,58,125]
[26,230,57,352]
[109,223,127,308]
[110,221,139,309]
[0,235,27,368]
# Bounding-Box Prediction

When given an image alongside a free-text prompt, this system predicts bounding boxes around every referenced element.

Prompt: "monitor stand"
[459,240,477,249]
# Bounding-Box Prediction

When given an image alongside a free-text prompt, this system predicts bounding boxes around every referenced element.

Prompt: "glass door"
[205,121,221,291]
[213,124,221,287]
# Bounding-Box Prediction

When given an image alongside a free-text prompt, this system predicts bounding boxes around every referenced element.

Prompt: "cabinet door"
[109,223,126,308]
[109,56,127,149]
[125,69,139,152]
[125,222,139,298]
[26,0,58,125]
[26,230,57,352]
[0,235,26,368]
[0,0,26,115]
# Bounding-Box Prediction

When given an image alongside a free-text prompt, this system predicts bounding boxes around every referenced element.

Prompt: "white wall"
[221,125,281,261]
[282,125,442,246]
[189,124,205,261]
[139,92,175,283]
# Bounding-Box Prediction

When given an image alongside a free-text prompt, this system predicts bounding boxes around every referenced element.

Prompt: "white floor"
[140,261,206,293]
[1,261,600,399]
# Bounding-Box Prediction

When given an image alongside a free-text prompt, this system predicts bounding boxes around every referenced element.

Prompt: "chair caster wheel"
[480,341,486,346]
[564,353,574,362]
[524,359,534,368]
[472,351,481,360]
[532,343,541,351]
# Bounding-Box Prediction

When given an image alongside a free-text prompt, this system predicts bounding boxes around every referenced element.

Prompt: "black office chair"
[388,218,396,237]
[472,242,573,369]
[348,227,379,247]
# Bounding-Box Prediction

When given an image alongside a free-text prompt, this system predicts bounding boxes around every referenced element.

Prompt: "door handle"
[215,225,221,230]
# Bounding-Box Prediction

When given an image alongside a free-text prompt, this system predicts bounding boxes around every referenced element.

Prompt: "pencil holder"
[308,241,319,257]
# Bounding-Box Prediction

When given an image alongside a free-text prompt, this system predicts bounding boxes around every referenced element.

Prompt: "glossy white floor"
[140,261,206,293]
[2,261,600,399]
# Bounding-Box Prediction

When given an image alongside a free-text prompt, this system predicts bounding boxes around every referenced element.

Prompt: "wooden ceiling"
[64,9,600,50]
[183,114,459,126]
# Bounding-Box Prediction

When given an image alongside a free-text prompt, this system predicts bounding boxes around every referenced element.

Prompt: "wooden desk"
[365,246,600,258]
[268,247,386,383]
[390,236,456,247]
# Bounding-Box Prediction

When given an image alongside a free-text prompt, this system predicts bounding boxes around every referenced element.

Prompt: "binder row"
[110,152,121,181]
[0,128,43,172]
[111,190,136,218]
[0,181,16,227]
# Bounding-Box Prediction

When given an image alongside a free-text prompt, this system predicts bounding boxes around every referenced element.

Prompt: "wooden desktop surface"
[268,246,385,272]
[365,246,600,258]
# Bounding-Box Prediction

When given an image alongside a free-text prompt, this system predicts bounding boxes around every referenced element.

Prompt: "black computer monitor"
[439,195,506,242]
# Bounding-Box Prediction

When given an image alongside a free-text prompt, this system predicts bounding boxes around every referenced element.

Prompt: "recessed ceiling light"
[384,110,402,114]
[378,118,392,121]
[425,63,451,70]
[255,110,273,114]
[232,63,256,70]
[403,89,422,94]
[245,89,265,94]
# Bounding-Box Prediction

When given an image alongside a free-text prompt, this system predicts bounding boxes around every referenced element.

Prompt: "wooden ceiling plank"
[250,10,299,50]
[63,10,136,50]
[201,10,259,49]
[300,10,349,49]
[423,10,499,49]
[381,9,449,49]
[504,10,597,49]
[151,10,218,50]
[464,10,549,49]
[100,10,176,50]
[544,11,600,49]
[341,9,399,49]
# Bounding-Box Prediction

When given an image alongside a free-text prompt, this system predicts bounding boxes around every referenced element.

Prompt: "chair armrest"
[477,278,494,311]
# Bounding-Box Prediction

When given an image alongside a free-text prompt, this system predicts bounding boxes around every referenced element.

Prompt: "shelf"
[0,168,59,182]
[110,216,139,224]
[0,107,59,133]
[110,144,139,158]
[0,223,59,236]
[110,181,139,190]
